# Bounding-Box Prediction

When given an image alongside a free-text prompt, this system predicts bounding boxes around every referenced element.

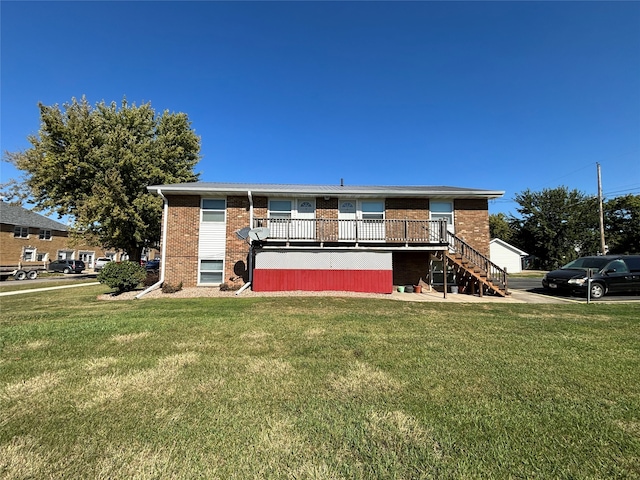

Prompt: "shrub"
[161,281,183,294]
[220,282,241,291]
[97,261,147,293]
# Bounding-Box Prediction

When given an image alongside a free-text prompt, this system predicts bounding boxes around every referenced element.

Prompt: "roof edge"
[147,182,504,199]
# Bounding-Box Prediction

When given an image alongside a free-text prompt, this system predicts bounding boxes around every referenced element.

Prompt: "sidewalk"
[389,288,575,304]
[0,282,100,297]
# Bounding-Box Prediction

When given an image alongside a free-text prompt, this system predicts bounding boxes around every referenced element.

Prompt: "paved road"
[508,276,640,303]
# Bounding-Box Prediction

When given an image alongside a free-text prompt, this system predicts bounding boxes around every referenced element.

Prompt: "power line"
[603,186,640,196]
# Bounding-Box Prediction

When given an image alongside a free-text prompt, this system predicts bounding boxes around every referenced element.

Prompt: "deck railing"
[253,218,449,244]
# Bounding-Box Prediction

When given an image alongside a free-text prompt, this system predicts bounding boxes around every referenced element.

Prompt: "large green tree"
[511,187,600,270]
[604,194,640,254]
[4,97,200,261]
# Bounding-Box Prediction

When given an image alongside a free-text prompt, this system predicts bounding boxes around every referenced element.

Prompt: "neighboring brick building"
[147,183,506,295]
[0,202,121,271]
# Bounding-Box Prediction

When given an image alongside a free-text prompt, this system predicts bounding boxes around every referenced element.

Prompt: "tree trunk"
[126,245,144,264]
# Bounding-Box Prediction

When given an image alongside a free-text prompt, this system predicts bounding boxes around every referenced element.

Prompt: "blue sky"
[2,1,639,217]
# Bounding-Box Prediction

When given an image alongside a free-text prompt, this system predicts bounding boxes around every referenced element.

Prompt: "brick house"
[0,202,123,271]
[148,182,509,296]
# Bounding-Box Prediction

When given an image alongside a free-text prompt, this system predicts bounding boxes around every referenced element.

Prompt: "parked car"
[48,259,86,274]
[145,259,160,272]
[542,255,640,299]
[94,257,112,272]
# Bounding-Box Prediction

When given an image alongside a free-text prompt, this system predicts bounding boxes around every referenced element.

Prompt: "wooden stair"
[444,233,509,297]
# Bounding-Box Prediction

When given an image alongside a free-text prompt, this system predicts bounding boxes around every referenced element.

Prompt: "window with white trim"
[298,200,314,214]
[199,259,224,284]
[430,201,454,226]
[39,229,52,240]
[361,201,384,220]
[37,253,47,262]
[58,250,74,260]
[14,226,29,238]
[268,200,293,219]
[23,247,36,261]
[201,199,226,222]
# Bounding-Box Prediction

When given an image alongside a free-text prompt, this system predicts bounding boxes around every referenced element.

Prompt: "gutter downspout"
[248,190,253,284]
[236,190,253,295]
[136,189,168,299]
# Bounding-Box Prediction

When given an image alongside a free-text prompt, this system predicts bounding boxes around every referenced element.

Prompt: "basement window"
[199,259,223,284]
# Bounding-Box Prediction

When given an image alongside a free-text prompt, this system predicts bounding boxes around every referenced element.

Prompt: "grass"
[1,286,639,479]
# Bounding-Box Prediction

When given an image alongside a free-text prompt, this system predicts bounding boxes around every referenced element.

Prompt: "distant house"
[146,182,510,296]
[489,238,528,273]
[0,202,121,270]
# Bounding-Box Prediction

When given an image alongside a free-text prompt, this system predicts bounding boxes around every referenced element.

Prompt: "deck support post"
[443,254,447,299]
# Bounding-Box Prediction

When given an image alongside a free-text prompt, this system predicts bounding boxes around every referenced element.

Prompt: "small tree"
[489,213,516,243]
[98,261,147,294]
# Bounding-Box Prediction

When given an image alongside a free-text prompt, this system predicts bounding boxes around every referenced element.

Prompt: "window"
[269,200,292,219]
[36,253,47,262]
[23,248,36,261]
[298,201,314,214]
[361,201,384,220]
[202,199,225,222]
[606,259,629,273]
[39,229,52,240]
[14,226,28,238]
[430,201,454,226]
[200,260,223,284]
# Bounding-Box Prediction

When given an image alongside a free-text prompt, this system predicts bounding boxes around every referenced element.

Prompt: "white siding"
[198,222,226,258]
[490,241,525,273]
[256,250,392,271]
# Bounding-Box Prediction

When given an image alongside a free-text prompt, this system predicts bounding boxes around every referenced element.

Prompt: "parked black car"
[48,259,86,274]
[542,255,640,299]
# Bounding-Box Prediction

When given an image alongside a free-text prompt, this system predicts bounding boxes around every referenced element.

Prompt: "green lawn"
[1,285,639,479]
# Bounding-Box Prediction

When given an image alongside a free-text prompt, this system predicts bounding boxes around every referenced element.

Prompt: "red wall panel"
[253,269,393,293]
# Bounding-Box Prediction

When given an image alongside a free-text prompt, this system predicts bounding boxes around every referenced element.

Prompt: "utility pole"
[597,162,606,254]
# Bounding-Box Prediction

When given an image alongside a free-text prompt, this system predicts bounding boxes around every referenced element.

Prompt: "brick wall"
[385,198,429,220]
[392,251,430,286]
[253,196,268,219]
[0,224,110,268]
[164,195,200,287]
[453,199,491,256]
[161,194,492,288]
[225,196,251,287]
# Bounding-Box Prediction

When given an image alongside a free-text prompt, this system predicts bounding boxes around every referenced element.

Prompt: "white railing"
[253,218,448,244]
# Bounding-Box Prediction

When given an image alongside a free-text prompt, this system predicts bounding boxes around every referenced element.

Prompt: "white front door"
[339,200,357,240]
[292,199,315,239]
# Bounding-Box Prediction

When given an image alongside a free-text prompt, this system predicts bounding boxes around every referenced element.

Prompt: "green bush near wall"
[97,261,146,293]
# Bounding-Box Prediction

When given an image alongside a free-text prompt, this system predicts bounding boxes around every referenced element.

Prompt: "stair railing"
[447,232,508,293]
